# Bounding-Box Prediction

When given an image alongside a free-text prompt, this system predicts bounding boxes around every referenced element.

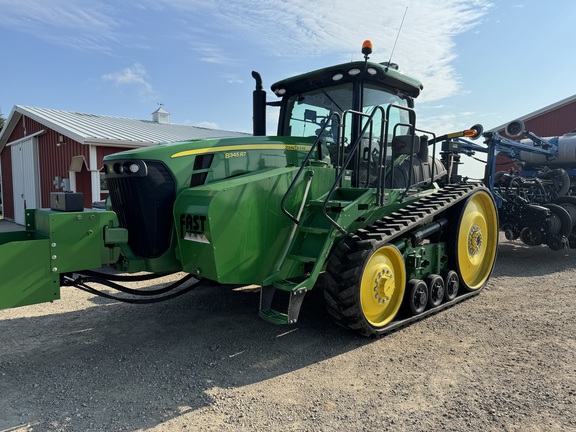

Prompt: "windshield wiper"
[312,82,344,112]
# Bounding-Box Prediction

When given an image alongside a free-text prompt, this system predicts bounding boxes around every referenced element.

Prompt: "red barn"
[0,106,247,225]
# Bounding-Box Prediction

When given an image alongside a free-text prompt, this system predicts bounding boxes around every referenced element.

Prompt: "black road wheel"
[443,270,459,301]
[543,203,571,250]
[553,196,576,225]
[405,279,428,315]
[519,227,544,246]
[543,203,572,238]
[426,274,445,308]
[449,189,499,292]
[552,197,576,248]
[324,235,406,336]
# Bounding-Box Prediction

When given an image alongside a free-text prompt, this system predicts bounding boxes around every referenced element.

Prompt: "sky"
[1,0,575,177]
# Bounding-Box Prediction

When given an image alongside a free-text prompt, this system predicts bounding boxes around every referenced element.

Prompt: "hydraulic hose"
[76,269,176,282]
[63,273,203,304]
[71,274,195,296]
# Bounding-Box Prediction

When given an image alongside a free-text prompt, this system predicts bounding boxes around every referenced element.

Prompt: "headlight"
[125,162,140,174]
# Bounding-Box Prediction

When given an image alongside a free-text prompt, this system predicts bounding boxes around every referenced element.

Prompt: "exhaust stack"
[252,71,266,136]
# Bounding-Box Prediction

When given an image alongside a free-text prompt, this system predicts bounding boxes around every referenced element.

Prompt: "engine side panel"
[174,166,335,284]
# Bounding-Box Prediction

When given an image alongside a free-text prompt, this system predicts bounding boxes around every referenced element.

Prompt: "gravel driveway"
[1,235,575,431]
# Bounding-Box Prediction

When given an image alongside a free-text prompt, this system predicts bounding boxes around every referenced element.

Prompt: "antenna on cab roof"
[386,6,408,72]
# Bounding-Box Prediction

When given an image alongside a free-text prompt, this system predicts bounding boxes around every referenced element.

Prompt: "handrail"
[280,112,342,225]
[385,104,417,198]
[379,124,437,200]
[322,106,387,234]
[338,107,388,189]
[275,172,314,272]
[281,103,424,235]
[415,128,438,185]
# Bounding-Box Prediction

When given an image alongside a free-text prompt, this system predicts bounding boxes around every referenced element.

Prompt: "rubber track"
[355,182,485,244]
[326,182,488,337]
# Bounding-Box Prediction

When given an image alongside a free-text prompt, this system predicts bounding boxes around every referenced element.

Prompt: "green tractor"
[0,42,498,337]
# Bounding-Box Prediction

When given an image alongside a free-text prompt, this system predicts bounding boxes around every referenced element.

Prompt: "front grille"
[106,161,176,258]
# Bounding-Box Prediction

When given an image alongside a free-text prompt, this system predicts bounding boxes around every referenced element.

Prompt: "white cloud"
[102,63,154,96]
[195,121,219,129]
[224,74,243,84]
[161,0,492,102]
[0,0,118,51]
[0,0,493,104]
[419,111,468,135]
[190,42,233,65]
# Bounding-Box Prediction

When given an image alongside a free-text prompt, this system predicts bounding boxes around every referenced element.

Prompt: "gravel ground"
[1,234,575,432]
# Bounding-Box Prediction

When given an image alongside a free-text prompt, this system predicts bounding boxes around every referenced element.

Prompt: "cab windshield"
[284,82,410,141]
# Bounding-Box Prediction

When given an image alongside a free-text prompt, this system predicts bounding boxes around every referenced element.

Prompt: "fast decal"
[180,214,210,244]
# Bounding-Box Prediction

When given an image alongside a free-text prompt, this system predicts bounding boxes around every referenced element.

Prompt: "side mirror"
[304,109,317,123]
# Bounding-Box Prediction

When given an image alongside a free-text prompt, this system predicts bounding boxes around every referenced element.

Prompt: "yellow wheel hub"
[468,224,482,255]
[360,245,406,327]
[457,190,498,290]
[376,269,395,299]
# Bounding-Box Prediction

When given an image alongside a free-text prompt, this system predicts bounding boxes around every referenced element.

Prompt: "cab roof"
[270,60,423,99]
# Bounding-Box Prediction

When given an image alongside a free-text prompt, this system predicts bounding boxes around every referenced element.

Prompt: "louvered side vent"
[190,154,214,187]
[107,161,176,258]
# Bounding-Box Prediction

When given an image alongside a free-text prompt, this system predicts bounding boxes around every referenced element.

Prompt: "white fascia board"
[84,138,157,148]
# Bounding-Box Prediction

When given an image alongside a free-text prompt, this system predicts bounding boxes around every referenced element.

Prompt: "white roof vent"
[152,106,170,124]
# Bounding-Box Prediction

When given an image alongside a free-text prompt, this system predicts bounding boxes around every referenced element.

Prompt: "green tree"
[0,112,5,131]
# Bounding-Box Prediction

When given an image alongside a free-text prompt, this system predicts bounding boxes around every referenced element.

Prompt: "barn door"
[11,138,40,225]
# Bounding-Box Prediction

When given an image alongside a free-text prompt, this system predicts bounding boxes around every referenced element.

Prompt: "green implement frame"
[0,209,127,310]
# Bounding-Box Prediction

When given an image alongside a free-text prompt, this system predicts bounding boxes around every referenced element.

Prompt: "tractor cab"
[272,60,418,141]
[253,41,445,190]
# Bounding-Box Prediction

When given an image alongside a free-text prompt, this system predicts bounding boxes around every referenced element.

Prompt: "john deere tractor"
[0,41,498,337]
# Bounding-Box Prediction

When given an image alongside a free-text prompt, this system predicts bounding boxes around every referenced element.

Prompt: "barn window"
[100,171,108,193]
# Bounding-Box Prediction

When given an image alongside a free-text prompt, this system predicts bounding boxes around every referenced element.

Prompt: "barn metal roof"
[0,105,249,150]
